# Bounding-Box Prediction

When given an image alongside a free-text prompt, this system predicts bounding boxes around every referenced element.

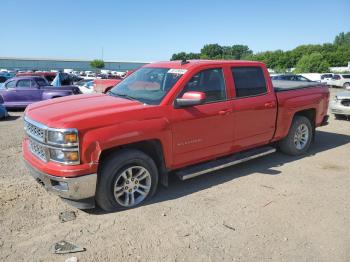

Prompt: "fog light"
[51,180,68,191]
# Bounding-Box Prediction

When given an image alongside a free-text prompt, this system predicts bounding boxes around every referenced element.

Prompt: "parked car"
[76,79,95,94]
[0,96,8,119]
[22,60,329,211]
[320,73,334,84]
[0,76,81,108]
[271,74,312,81]
[327,74,350,89]
[93,78,122,93]
[330,91,350,118]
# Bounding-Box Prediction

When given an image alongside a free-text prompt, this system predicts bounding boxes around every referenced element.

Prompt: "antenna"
[181,59,190,65]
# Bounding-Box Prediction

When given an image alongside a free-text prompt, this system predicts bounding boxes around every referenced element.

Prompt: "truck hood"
[25,94,148,128]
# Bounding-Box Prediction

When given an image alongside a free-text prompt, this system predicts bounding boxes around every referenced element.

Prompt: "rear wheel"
[343,82,350,89]
[278,116,313,156]
[335,114,346,120]
[96,149,158,212]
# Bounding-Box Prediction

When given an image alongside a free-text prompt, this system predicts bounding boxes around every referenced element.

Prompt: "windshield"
[109,67,184,105]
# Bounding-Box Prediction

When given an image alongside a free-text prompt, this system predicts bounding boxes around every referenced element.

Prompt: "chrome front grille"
[24,119,45,142]
[341,99,350,107]
[24,116,80,165]
[29,139,48,162]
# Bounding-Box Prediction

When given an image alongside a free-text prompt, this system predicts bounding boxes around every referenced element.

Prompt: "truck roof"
[144,60,265,69]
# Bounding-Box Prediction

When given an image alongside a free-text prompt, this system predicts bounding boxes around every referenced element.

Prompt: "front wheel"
[278,116,313,156]
[95,149,158,212]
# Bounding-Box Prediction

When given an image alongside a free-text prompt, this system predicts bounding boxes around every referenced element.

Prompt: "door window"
[231,67,267,98]
[179,68,226,103]
[16,79,32,88]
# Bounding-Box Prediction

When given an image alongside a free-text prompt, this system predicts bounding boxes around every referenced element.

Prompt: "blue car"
[0,104,8,119]
[0,94,9,119]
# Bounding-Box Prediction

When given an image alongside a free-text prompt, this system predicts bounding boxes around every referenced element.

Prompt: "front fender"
[80,117,172,168]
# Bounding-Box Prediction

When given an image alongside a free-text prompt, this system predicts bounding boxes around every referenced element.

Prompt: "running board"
[176,146,276,180]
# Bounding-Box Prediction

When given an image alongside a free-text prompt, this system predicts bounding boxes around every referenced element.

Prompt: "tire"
[343,82,350,89]
[334,114,345,120]
[95,149,158,212]
[278,116,313,156]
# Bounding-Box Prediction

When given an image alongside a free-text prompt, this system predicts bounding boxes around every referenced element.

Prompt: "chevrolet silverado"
[22,60,329,211]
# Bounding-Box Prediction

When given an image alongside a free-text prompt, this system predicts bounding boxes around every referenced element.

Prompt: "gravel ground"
[0,88,349,262]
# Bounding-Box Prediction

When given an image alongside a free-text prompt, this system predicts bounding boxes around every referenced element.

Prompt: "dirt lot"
[0,88,349,262]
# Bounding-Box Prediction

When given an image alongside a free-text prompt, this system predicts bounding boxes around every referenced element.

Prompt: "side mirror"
[175,91,206,108]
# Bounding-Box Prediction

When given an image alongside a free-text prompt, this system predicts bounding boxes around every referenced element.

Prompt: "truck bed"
[273,80,325,92]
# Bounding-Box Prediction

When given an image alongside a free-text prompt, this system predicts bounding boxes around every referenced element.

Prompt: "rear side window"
[17,79,32,88]
[342,75,350,79]
[231,67,267,98]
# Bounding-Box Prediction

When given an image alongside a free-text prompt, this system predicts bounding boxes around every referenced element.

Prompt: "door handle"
[218,109,233,115]
[264,101,276,108]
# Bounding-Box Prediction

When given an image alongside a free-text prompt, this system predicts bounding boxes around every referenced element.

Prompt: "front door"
[15,79,42,105]
[171,68,234,168]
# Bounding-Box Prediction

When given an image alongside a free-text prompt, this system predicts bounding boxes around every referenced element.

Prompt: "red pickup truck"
[22,60,329,211]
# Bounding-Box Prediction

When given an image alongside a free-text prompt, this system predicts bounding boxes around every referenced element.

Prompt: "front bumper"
[330,102,350,116]
[24,160,97,208]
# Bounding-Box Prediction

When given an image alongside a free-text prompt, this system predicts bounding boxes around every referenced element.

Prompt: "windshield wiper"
[108,91,138,102]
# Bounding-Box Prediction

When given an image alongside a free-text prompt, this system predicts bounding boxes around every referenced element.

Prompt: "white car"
[327,74,350,89]
[320,73,334,85]
[76,79,95,94]
[330,91,350,118]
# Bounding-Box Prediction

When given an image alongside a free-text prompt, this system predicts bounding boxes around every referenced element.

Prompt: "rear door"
[230,66,277,151]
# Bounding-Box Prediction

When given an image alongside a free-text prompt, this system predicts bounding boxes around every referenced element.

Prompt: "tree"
[200,44,223,59]
[334,32,350,46]
[90,59,105,71]
[222,45,252,60]
[294,52,330,73]
[171,52,200,61]
[169,31,350,70]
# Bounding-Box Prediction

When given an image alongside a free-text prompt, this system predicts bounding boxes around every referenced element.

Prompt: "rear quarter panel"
[273,85,329,141]
[42,90,73,100]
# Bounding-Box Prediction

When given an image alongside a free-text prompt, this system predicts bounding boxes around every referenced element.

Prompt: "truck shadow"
[152,130,350,203]
[88,130,350,215]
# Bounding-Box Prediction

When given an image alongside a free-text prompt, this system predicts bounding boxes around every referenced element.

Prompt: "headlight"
[47,129,78,146]
[49,148,80,164]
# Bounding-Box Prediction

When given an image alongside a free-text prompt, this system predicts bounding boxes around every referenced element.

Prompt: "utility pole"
[101,47,104,60]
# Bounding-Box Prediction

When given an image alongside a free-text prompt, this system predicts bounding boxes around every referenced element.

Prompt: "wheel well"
[294,109,316,126]
[99,140,168,186]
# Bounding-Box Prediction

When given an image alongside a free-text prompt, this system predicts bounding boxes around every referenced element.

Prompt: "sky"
[1,0,349,62]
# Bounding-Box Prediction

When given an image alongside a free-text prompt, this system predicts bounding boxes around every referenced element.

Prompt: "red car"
[16,72,57,83]
[93,70,135,93]
[22,60,329,211]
